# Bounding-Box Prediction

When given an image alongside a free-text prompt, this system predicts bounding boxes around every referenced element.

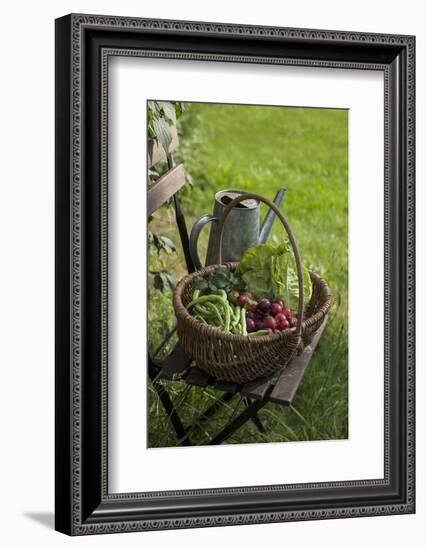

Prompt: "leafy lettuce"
[236,241,312,310]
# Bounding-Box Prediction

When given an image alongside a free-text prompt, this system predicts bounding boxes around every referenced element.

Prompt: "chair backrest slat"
[147,164,185,216]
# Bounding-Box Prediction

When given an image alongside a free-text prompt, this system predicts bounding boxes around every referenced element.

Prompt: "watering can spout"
[258,188,286,244]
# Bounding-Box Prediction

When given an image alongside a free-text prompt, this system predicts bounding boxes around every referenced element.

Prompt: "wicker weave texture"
[173,264,331,383]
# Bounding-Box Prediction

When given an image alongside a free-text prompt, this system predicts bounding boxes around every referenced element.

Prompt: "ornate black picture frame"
[55,13,415,535]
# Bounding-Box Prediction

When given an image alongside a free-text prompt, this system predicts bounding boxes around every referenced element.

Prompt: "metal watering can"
[189,188,286,269]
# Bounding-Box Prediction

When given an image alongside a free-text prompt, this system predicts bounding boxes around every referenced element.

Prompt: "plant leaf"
[152,116,173,153]
[152,234,177,255]
[193,276,209,292]
[158,101,177,125]
[152,271,174,292]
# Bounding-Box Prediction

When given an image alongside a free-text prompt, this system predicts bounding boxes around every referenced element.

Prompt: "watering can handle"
[259,188,286,244]
[189,214,218,270]
[213,192,304,337]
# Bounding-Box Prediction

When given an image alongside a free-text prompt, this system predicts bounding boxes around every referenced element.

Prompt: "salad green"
[236,241,312,311]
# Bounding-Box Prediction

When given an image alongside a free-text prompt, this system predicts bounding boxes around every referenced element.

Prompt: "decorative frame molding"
[55,13,415,535]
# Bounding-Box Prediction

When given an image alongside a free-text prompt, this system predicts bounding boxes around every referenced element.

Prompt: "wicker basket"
[173,193,331,383]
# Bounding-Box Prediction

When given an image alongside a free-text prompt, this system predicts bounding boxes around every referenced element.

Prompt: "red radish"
[275,299,284,309]
[274,312,286,323]
[249,302,258,313]
[270,302,283,316]
[237,294,249,307]
[263,316,276,330]
[257,298,271,313]
[242,291,254,300]
[283,307,292,319]
[277,318,290,331]
[246,318,256,333]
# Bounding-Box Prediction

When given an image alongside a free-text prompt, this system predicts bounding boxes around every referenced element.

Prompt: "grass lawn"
[148,102,348,447]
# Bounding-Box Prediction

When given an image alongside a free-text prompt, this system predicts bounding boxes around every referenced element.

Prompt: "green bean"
[194,303,214,318]
[193,289,200,301]
[194,303,221,325]
[214,301,228,320]
[231,314,240,330]
[230,306,240,333]
[187,294,228,309]
[223,303,231,332]
[232,306,244,334]
[215,302,231,332]
[187,294,231,332]
[200,302,225,327]
[194,314,207,324]
[249,329,270,336]
[232,305,241,324]
[240,306,247,336]
[208,302,225,326]
[212,300,230,332]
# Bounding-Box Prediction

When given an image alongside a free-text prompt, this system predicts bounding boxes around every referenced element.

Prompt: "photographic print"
[147,100,347,448]
[55,14,414,535]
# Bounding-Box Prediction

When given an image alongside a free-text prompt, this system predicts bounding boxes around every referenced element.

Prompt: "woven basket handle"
[213,193,304,336]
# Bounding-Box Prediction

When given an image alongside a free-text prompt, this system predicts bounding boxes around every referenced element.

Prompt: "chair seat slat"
[241,374,274,401]
[214,380,241,394]
[270,317,328,405]
[156,344,192,380]
[185,367,211,387]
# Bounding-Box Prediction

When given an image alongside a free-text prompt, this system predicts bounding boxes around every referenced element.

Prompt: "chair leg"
[188,392,235,428]
[207,396,270,445]
[173,193,195,274]
[182,392,235,441]
[150,377,192,446]
[243,397,266,433]
[227,396,245,425]
[166,153,195,274]
[148,356,191,446]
